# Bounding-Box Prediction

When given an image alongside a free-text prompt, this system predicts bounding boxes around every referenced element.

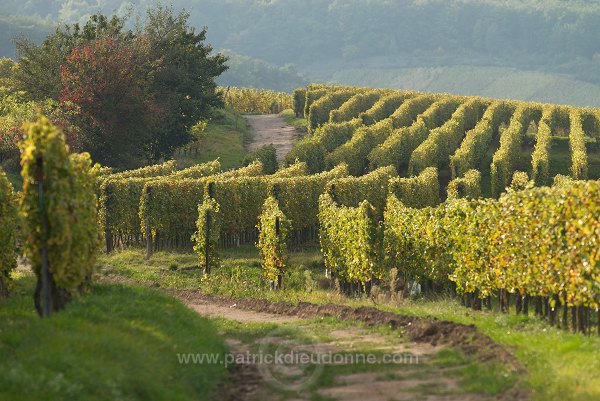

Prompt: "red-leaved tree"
[60,36,160,167]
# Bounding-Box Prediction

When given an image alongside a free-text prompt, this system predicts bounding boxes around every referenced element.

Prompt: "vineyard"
[3,1,600,398]
[40,83,588,335]
[55,83,594,333]
[1,85,600,401]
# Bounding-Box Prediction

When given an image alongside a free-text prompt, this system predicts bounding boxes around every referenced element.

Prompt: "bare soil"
[176,291,529,401]
[178,291,521,368]
[245,114,298,161]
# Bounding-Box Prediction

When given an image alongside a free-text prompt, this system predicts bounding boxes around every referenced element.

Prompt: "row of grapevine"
[138,163,348,252]
[447,169,482,200]
[360,92,411,125]
[568,109,589,180]
[303,84,354,118]
[384,180,600,312]
[193,197,221,275]
[221,87,293,114]
[19,116,99,314]
[327,165,397,219]
[138,161,264,252]
[326,94,436,175]
[318,193,382,285]
[490,104,540,197]
[408,98,487,175]
[196,163,349,247]
[388,167,440,208]
[313,119,364,153]
[384,194,455,284]
[0,168,17,298]
[271,161,308,178]
[368,96,462,173]
[530,107,557,186]
[284,90,415,173]
[450,101,514,178]
[329,90,385,123]
[99,160,222,251]
[256,196,291,288]
[282,138,328,174]
[169,160,221,180]
[292,85,600,201]
[108,160,177,180]
[308,89,360,132]
[408,98,487,174]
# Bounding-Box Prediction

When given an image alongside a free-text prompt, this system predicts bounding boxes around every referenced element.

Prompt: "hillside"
[330,66,600,108]
[3,1,600,105]
[286,84,600,199]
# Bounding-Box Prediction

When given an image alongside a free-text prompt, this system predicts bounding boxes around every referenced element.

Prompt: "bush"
[293,88,307,117]
[243,145,278,174]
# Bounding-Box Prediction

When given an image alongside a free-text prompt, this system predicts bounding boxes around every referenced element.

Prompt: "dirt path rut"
[245,114,297,161]
[178,292,527,401]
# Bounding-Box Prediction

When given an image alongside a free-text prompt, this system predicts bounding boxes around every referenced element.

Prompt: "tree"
[137,6,228,160]
[14,14,131,101]
[13,9,228,167]
[60,36,157,167]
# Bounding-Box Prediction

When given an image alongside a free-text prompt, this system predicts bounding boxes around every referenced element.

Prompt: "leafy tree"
[137,6,228,161]
[60,36,156,167]
[13,14,130,101]
[12,8,227,168]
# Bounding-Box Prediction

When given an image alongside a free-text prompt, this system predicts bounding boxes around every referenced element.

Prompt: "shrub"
[243,145,278,174]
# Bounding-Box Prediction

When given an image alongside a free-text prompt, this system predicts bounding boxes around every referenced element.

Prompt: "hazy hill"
[2,1,600,104]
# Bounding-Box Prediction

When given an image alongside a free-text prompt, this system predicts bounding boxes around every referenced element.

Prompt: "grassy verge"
[176,107,250,170]
[99,247,600,400]
[279,109,308,130]
[0,270,228,401]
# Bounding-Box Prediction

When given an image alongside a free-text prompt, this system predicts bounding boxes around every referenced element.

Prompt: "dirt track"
[245,114,297,161]
[177,291,529,401]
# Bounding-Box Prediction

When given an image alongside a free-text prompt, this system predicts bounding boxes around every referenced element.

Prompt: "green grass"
[99,248,600,400]
[176,107,250,170]
[97,246,323,298]
[279,109,308,130]
[0,271,228,401]
[382,297,600,401]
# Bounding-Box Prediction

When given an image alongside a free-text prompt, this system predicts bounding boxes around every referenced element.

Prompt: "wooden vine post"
[145,186,153,259]
[273,183,282,289]
[275,215,282,289]
[204,208,211,275]
[36,156,52,317]
[104,182,113,254]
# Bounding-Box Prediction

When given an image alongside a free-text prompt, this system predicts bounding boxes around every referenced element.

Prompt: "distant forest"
[2,0,600,102]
